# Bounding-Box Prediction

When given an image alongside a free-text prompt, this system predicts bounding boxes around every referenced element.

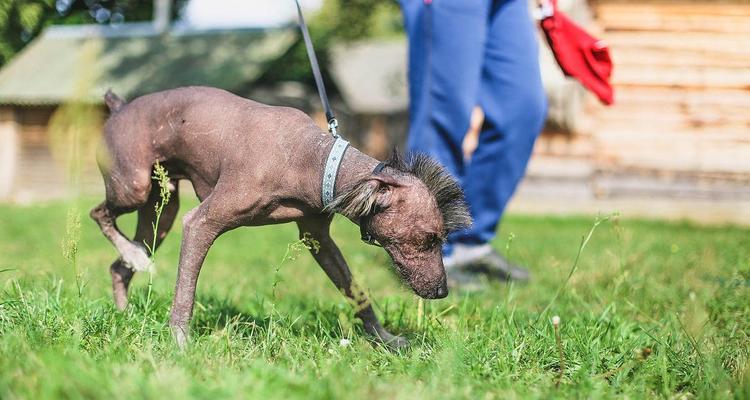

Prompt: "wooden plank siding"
[522,0,750,212]
[0,106,103,203]
[9,107,68,202]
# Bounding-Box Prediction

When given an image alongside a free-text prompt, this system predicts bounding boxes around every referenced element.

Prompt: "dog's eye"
[433,236,445,247]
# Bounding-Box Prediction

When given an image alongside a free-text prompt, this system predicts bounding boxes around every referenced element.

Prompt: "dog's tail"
[104,89,125,113]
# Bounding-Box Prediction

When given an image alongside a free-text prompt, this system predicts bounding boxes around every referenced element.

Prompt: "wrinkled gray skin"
[90,86,450,349]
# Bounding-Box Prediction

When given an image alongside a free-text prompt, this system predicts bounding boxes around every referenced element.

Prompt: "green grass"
[1,198,749,399]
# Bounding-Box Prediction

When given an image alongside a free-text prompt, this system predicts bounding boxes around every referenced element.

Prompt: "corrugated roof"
[0,23,297,105]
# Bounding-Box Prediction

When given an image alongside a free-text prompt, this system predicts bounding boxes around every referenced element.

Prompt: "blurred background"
[0,0,748,224]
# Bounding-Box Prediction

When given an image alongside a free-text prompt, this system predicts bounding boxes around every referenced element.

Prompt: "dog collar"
[322,136,350,207]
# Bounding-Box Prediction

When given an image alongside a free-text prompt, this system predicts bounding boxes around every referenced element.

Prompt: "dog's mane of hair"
[386,152,472,233]
[327,151,472,235]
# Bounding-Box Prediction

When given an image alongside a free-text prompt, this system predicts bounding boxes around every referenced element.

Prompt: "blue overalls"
[400,0,548,254]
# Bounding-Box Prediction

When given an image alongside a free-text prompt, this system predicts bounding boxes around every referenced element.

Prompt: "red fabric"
[540,0,614,105]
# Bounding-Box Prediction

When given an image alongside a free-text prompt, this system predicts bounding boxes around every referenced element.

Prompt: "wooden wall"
[0,105,103,203]
[524,1,750,207]
[0,107,19,199]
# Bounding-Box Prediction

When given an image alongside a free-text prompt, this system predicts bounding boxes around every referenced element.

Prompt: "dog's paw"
[385,335,409,350]
[121,242,153,272]
[171,324,189,350]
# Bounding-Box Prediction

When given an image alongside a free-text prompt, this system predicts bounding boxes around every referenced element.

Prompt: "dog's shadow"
[191,294,268,337]
[191,293,369,342]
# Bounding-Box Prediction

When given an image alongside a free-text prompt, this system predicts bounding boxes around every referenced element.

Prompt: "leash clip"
[328,118,339,137]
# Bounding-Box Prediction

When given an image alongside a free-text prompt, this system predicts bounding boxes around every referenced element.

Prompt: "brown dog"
[90,86,470,348]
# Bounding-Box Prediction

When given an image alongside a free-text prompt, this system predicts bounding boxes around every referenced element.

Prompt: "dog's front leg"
[91,202,154,273]
[297,216,408,349]
[169,203,223,349]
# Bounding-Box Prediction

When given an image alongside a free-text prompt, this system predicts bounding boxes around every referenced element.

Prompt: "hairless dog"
[90,86,471,349]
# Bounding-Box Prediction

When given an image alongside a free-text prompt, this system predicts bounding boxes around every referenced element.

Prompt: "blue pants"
[400,0,548,254]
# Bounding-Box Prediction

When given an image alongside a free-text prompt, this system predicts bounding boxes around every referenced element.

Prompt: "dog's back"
[98,86,328,202]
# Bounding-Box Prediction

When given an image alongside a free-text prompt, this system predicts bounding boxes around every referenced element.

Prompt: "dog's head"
[328,153,471,299]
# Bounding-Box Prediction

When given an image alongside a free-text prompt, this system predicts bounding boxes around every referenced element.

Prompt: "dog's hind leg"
[296,216,409,350]
[107,180,180,310]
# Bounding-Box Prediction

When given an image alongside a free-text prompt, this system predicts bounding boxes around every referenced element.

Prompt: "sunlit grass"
[1,198,749,398]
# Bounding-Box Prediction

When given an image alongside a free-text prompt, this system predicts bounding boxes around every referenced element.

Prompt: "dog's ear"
[104,89,125,112]
[326,174,401,219]
[369,173,402,189]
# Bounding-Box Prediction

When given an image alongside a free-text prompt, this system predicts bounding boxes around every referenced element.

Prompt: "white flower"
[339,338,351,347]
[552,315,561,326]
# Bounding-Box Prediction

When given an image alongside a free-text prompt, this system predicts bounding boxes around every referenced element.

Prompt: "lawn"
[0,198,748,399]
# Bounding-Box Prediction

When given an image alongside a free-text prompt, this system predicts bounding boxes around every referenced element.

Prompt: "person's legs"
[400,0,490,256]
[452,0,548,248]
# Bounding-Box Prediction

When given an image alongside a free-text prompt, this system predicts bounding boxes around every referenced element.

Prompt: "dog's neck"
[311,134,379,212]
[334,143,380,201]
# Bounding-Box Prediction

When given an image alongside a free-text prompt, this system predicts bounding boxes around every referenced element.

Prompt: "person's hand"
[462,106,484,161]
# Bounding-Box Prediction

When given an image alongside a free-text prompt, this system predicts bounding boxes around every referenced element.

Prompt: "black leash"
[294,1,384,247]
[293,0,339,137]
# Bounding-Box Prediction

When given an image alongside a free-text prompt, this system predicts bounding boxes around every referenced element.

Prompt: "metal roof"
[0,23,297,105]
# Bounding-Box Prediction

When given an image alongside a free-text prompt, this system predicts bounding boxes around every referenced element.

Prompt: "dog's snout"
[435,284,448,298]
[435,277,448,298]
[412,277,448,299]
